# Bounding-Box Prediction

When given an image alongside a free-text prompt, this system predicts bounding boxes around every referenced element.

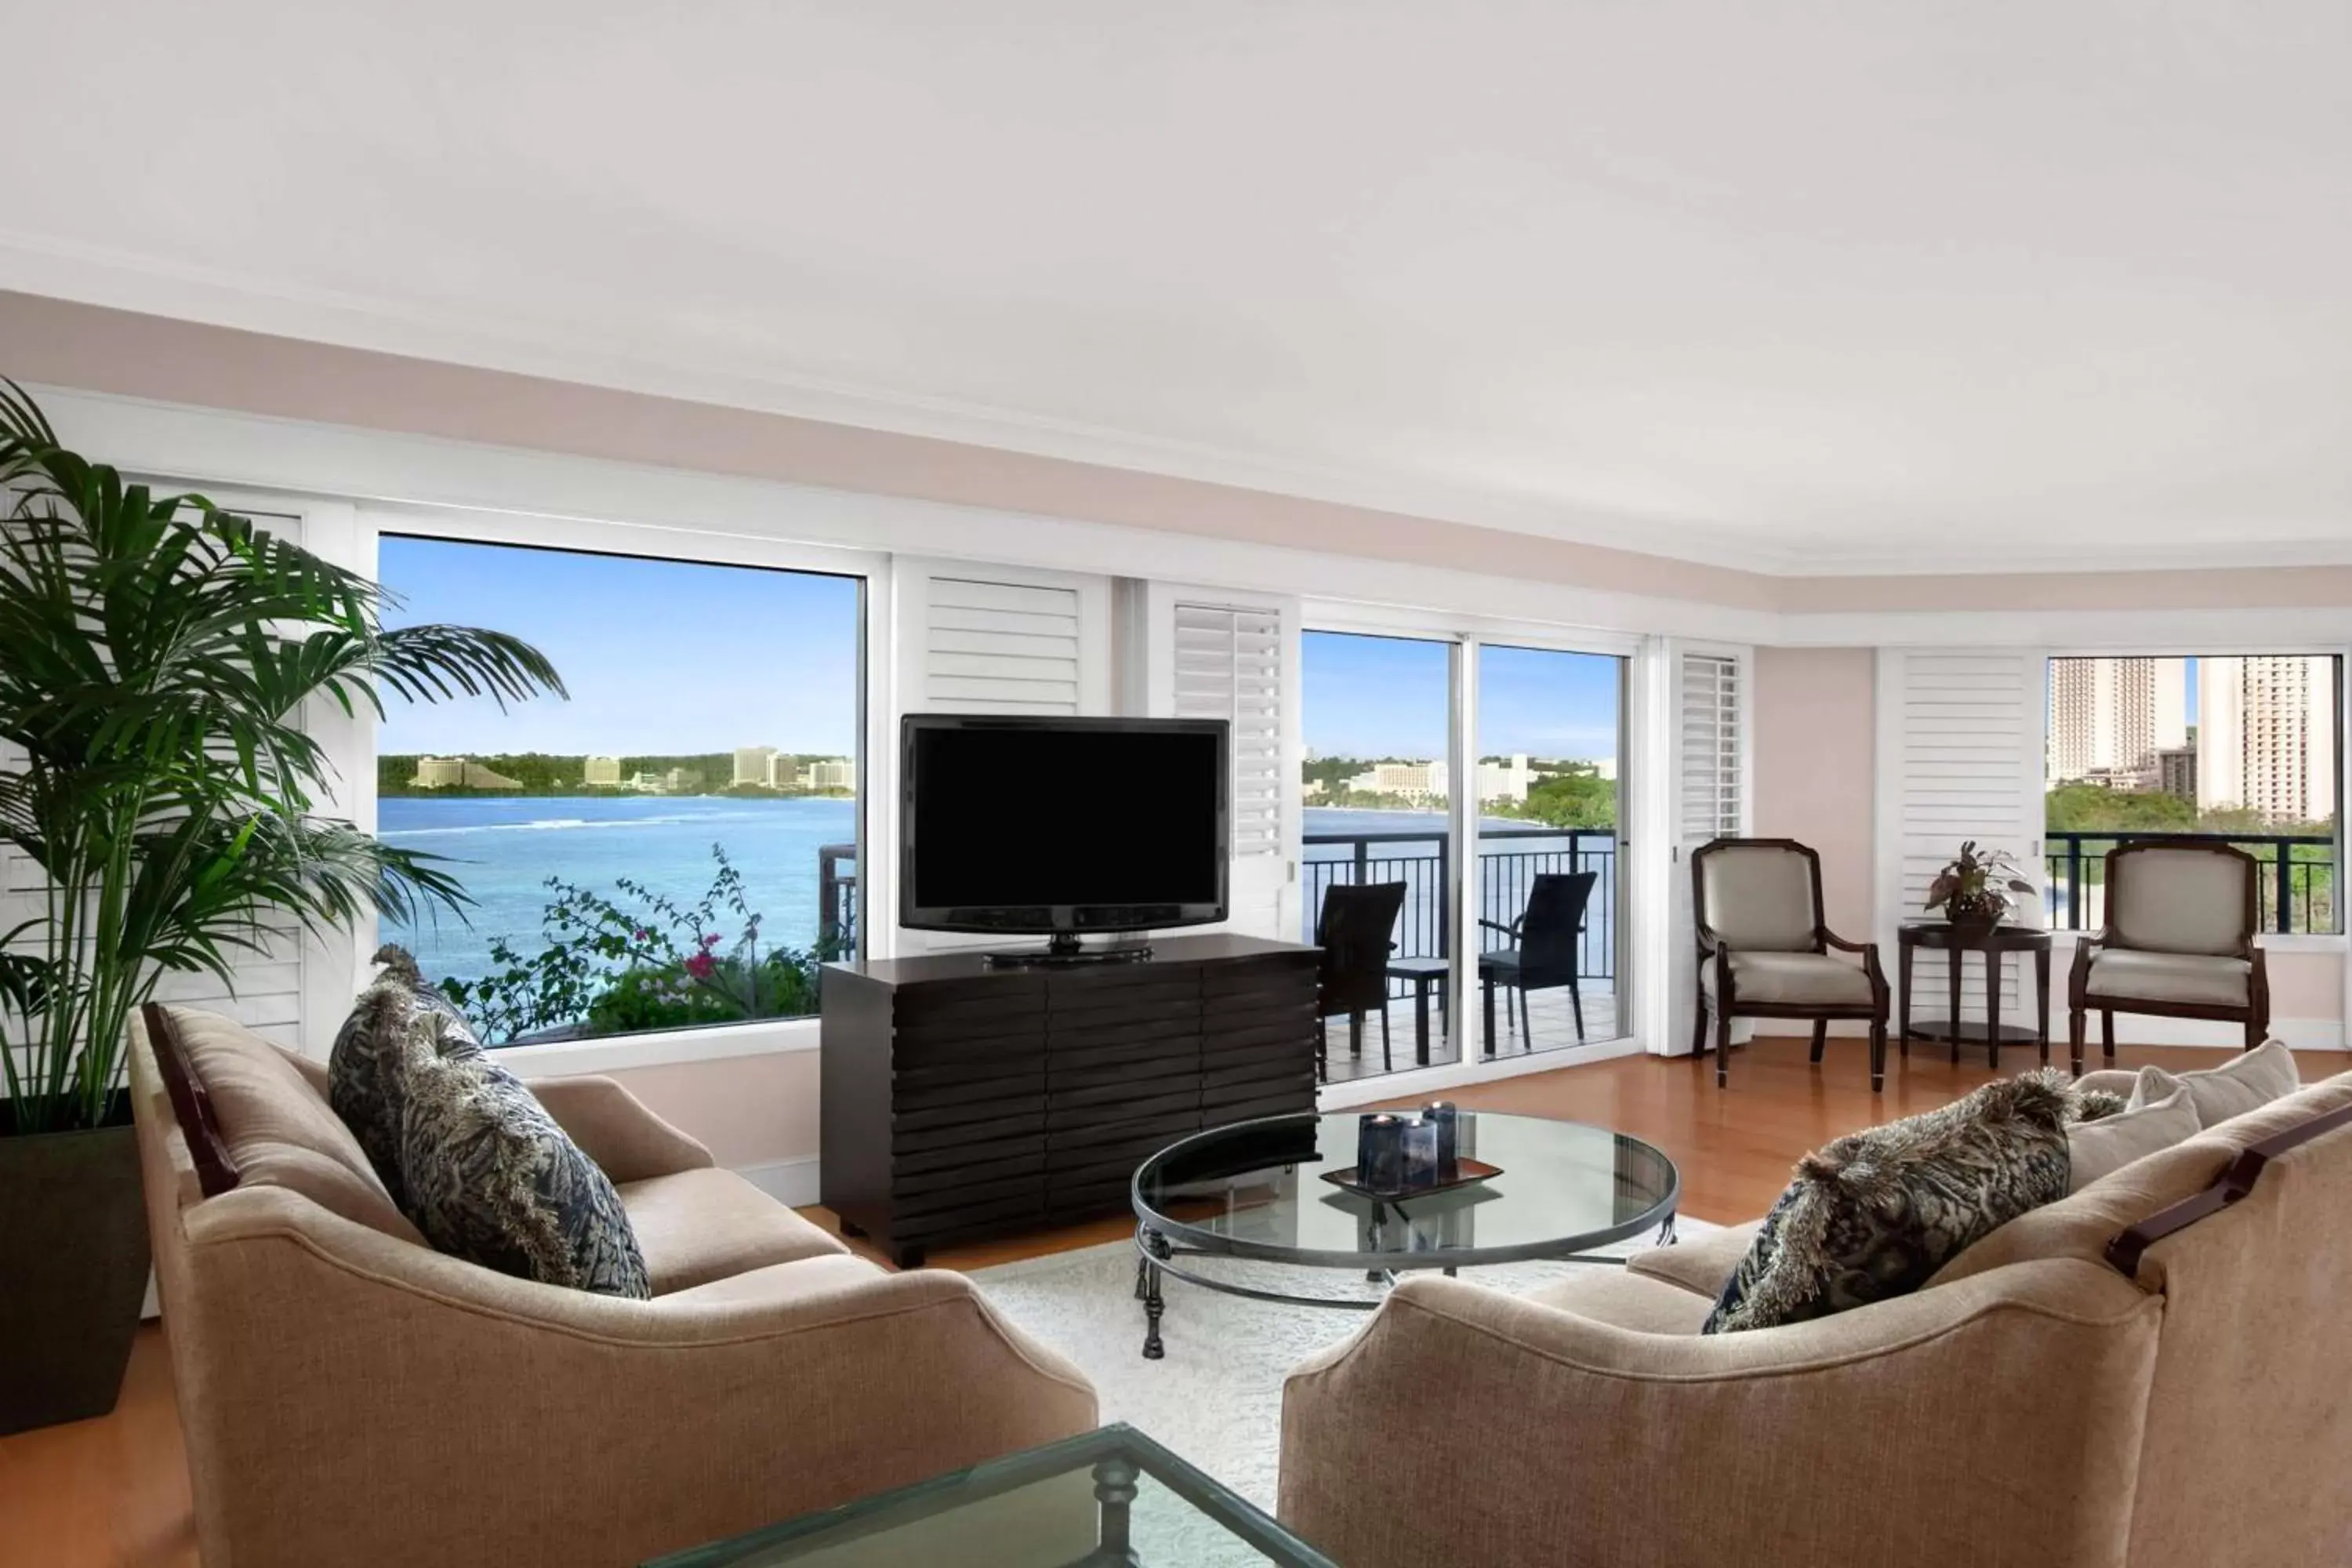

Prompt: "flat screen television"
[900,714,1229,951]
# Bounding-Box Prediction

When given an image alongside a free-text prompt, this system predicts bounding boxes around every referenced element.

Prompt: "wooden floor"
[2,1036,2238,1566]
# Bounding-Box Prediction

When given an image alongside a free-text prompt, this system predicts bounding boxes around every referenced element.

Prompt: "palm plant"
[0,381,565,1134]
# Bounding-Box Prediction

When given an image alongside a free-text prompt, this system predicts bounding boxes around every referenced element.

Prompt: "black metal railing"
[1301,827,1617,986]
[817,842,858,957]
[2044,830,2338,935]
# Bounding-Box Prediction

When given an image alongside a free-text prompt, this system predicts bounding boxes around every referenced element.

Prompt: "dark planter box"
[0,1093,152,1436]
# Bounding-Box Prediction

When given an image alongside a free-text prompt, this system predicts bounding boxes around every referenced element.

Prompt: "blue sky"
[376,536,862,755]
[1301,632,1621,760]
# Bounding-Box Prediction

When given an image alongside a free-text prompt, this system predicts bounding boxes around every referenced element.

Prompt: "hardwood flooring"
[0,1036,2254,1566]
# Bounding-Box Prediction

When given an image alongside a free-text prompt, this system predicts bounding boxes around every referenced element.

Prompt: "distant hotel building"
[1334,754,1565,805]
[2048,657,2187,786]
[2198,656,2337,823]
[798,757,855,792]
[734,746,778,786]
[583,755,622,786]
[407,756,524,790]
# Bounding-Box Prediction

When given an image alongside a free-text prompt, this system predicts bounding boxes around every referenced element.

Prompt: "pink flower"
[684,951,716,981]
[698,933,721,949]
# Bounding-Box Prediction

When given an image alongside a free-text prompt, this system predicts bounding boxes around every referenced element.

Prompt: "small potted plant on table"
[1925,840,2035,942]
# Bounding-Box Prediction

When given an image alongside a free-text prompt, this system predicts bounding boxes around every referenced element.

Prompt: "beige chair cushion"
[1626,1220,1762,1298]
[2083,948,2249,1008]
[165,1005,424,1244]
[2133,1039,2302,1129]
[619,1167,847,1294]
[2109,847,2253,956]
[1698,844,1819,952]
[1704,951,1873,1006]
[2067,1071,2199,1192]
[1523,1267,1715,1334]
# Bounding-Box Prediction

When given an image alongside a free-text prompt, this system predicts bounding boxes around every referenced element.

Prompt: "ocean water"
[376,797,1607,990]
[379,795,858,986]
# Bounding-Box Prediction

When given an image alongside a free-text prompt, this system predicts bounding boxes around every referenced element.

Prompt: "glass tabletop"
[646,1423,1334,1567]
[1131,1112,1679,1269]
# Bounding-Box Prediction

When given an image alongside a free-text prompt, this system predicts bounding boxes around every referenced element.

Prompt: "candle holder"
[1421,1102,1459,1179]
[1356,1113,1406,1195]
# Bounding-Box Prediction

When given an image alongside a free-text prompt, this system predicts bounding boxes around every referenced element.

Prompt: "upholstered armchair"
[2070,839,2269,1073]
[1691,837,1889,1091]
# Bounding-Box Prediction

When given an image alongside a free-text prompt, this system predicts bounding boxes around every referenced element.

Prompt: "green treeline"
[2044,782,2330,840]
[1303,755,1618,829]
[377,753,848,798]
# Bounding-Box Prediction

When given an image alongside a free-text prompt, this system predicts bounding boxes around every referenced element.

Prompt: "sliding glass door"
[1472,645,1627,1058]
[1301,631,1459,1080]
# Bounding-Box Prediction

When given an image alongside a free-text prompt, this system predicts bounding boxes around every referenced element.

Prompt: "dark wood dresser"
[819,933,1321,1266]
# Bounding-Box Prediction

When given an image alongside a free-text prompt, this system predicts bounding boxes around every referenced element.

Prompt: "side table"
[1896,921,2053,1069]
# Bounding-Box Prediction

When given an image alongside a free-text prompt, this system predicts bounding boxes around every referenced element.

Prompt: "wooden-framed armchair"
[2069,839,2269,1075]
[1691,837,1889,1091]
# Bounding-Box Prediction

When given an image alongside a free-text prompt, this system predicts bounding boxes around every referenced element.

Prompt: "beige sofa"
[129,1005,1098,1568]
[1280,1065,2352,1568]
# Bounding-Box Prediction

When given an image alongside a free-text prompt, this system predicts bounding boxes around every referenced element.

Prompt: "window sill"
[494,1014,821,1076]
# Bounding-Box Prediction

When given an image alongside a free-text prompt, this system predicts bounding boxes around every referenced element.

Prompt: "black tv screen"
[902,716,1229,935]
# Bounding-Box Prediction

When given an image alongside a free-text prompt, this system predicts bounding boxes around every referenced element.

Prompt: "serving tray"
[1319,1156,1503,1199]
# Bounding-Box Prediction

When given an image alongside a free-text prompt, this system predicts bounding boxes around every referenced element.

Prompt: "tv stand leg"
[837,1218,869,1240]
[892,1244,927,1270]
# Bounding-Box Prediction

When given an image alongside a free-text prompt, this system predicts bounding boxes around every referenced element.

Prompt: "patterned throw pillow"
[328,946,484,1211]
[394,1020,652,1298]
[1704,1070,2105,1334]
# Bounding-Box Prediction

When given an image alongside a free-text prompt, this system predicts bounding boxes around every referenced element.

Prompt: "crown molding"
[0,230,1799,576]
[6,231,2348,582]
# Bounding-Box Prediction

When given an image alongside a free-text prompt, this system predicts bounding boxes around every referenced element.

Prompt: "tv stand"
[984,933,1154,968]
[820,933,1320,1266]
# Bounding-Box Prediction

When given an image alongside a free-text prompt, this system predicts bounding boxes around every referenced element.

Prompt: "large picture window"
[376,536,863,1044]
[2045,655,2342,935]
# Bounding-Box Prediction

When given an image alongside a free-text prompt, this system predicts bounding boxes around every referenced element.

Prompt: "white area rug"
[971,1218,1717,1517]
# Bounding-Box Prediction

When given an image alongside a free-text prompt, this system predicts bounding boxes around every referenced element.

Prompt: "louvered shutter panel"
[1174,604,1283,858]
[924,577,1083,713]
[1884,650,2045,1021]
[1679,654,1741,842]
[1669,648,1748,1054]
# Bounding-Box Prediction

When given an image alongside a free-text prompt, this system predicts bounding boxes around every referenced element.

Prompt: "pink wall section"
[1751,647,1877,938]
[2264,951,2343,1022]
[599,1050,818,1172]
[0,290,1776,611]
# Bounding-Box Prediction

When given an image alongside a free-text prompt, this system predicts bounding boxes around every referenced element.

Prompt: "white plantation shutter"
[1669,648,1749,1054]
[1679,653,1742,842]
[1880,649,2046,1023]
[923,577,1083,713]
[1174,603,1283,858]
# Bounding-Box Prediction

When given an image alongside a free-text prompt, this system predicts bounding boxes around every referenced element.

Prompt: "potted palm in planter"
[0,382,563,1433]
[1925,840,2036,942]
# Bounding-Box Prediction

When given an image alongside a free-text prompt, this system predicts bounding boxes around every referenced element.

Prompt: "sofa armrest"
[177,1189,1096,1567]
[524,1073,716,1181]
[1280,1261,2159,1568]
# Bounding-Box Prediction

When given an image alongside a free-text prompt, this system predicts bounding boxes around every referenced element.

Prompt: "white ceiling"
[4,2,2348,574]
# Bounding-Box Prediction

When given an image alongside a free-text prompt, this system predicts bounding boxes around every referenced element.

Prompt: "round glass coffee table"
[1128,1111,1679,1359]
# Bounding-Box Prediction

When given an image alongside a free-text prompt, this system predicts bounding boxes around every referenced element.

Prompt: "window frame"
[360,503,886,1074]
[2041,644,2350,952]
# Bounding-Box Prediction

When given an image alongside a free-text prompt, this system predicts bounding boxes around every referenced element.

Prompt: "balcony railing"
[818,842,858,958]
[1301,827,1617,985]
[2044,830,2339,935]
